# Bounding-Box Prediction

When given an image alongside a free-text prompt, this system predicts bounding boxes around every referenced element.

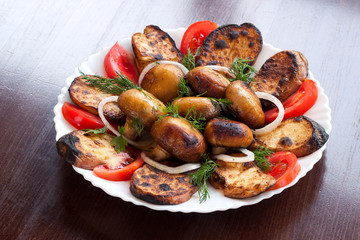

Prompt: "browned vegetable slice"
[185,66,230,98]
[132,25,183,73]
[195,23,263,67]
[172,97,221,121]
[150,116,207,163]
[210,161,276,199]
[56,130,117,170]
[69,75,125,122]
[250,50,308,106]
[225,80,265,129]
[130,164,198,205]
[250,116,329,157]
[204,119,253,148]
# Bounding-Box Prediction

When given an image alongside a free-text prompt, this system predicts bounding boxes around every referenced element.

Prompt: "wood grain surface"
[1,0,359,239]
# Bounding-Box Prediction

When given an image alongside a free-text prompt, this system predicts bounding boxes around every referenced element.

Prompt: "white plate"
[53,28,332,213]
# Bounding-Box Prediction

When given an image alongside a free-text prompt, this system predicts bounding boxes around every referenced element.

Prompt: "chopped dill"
[229,58,257,84]
[252,145,273,171]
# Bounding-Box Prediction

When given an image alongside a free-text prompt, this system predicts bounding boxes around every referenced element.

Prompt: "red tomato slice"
[93,151,144,181]
[265,79,318,123]
[266,152,301,190]
[62,102,105,130]
[180,21,218,55]
[104,42,139,84]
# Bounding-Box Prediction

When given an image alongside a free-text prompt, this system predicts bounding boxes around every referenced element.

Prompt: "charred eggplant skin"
[225,80,265,129]
[150,116,207,163]
[185,67,230,98]
[117,89,165,130]
[56,133,81,166]
[204,119,253,148]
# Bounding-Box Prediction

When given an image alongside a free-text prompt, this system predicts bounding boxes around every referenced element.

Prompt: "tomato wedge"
[266,152,301,190]
[104,42,139,84]
[180,21,218,55]
[93,151,144,181]
[62,102,105,130]
[265,79,318,123]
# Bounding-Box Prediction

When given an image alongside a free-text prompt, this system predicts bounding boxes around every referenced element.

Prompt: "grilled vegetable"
[210,160,276,199]
[141,64,184,103]
[130,164,198,205]
[251,116,329,157]
[143,144,171,162]
[195,23,263,67]
[204,119,253,148]
[69,75,125,122]
[250,50,308,107]
[117,89,165,130]
[185,66,231,98]
[172,97,221,121]
[150,116,207,163]
[225,80,265,129]
[56,130,117,169]
[132,25,183,73]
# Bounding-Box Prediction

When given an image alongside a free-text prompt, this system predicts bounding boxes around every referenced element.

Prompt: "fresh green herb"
[208,98,232,111]
[252,145,273,171]
[111,126,128,153]
[185,106,207,131]
[189,154,218,203]
[182,48,200,71]
[177,77,191,97]
[159,104,206,131]
[80,71,141,94]
[126,116,144,137]
[82,126,109,135]
[229,58,257,84]
[82,126,128,153]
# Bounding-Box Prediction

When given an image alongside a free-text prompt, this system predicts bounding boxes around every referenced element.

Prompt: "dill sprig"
[208,98,232,111]
[158,104,206,131]
[80,71,141,94]
[184,106,207,131]
[126,116,144,137]
[177,77,191,97]
[229,58,257,84]
[182,48,200,71]
[252,145,273,171]
[82,126,128,153]
[189,154,218,203]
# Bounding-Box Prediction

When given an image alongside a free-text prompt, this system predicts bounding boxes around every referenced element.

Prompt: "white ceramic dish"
[53,28,332,213]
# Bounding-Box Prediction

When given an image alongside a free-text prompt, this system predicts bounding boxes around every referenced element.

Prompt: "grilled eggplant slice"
[130,164,198,205]
[210,160,276,199]
[250,50,308,106]
[132,25,183,73]
[56,130,117,169]
[251,116,329,157]
[69,75,125,123]
[195,23,263,67]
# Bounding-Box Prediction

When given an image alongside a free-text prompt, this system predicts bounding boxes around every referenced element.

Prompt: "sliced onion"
[204,65,236,78]
[141,153,201,174]
[98,96,154,148]
[138,61,189,86]
[213,148,254,163]
[253,92,285,136]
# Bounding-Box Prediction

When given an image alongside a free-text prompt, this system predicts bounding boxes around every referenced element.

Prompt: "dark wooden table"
[1,0,359,239]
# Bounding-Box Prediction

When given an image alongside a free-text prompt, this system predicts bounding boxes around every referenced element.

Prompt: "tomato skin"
[62,102,105,130]
[104,42,139,84]
[266,152,301,190]
[180,21,218,55]
[93,153,144,181]
[265,79,318,123]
